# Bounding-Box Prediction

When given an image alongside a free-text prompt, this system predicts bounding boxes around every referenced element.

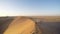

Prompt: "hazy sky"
[0,0,60,16]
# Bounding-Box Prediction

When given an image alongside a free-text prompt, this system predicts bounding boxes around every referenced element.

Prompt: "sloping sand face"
[4,17,35,34]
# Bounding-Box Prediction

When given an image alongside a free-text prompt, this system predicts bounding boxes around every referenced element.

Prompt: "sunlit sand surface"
[4,17,35,34]
[1,16,60,34]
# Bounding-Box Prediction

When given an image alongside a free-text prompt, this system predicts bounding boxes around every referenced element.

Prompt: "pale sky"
[0,0,60,16]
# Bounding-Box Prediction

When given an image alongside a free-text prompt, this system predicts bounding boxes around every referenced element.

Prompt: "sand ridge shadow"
[0,17,14,34]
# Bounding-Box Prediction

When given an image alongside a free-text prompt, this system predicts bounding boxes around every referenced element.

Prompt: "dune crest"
[4,17,35,34]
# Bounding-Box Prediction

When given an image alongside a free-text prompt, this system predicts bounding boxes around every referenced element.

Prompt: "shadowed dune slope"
[4,17,35,34]
[0,17,14,34]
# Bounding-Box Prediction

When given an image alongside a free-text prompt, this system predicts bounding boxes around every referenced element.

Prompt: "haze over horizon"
[0,0,60,16]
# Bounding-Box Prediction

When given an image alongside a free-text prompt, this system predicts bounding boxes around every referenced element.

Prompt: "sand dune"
[3,17,35,34]
[1,16,60,34]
